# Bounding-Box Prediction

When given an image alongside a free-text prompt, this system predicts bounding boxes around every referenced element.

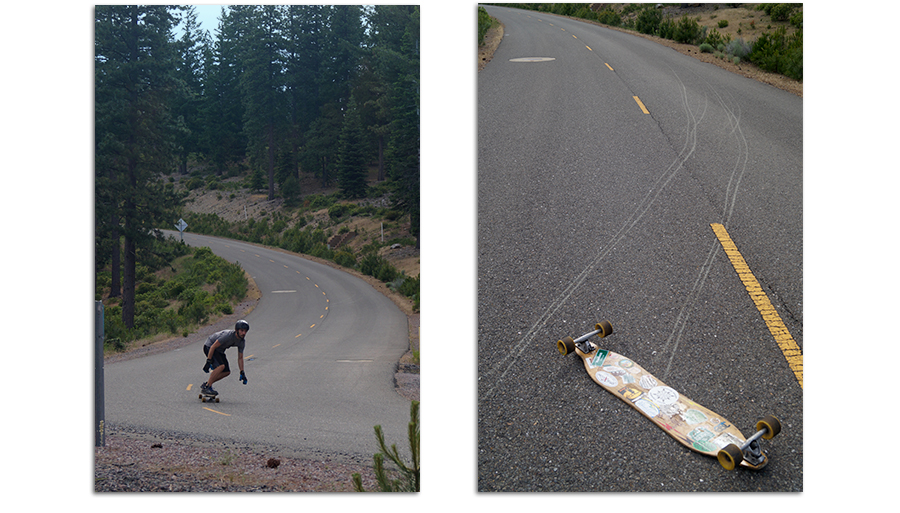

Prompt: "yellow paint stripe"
[633,96,650,114]
[585,45,593,52]
[272,343,281,348]
[186,384,193,391]
[605,63,614,71]
[244,354,254,360]
[203,407,231,416]
[295,333,303,338]
[572,34,577,39]
[711,223,803,388]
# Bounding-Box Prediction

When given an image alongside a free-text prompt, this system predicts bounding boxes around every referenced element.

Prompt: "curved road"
[104,232,411,462]
[478,6,802,491]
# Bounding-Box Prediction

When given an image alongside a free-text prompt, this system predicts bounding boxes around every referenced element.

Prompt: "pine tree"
[239,5,287,200]
[337,95,368,198]
[172,6,210,174]
[95,5,182,328]
[384,7,420,247]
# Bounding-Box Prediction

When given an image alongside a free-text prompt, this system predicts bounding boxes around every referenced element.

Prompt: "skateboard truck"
[716,415,781,470]
[557,321,613,356]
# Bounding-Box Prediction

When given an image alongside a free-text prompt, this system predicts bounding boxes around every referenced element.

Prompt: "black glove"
[203,359,212,373]
[239,371,247,384]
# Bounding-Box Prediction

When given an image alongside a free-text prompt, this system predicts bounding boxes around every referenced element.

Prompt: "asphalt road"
[478,6,802,491]
[104,232,411,463]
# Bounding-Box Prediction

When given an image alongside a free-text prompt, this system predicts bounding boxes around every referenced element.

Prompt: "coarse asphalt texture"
[477,5,802,492]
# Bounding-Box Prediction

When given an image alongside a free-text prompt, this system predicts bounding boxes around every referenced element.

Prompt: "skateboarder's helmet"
[236,320,250,332]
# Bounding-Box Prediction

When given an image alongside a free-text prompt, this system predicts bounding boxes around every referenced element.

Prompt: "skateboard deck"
[198,391,220,403]
[558,322,780,470]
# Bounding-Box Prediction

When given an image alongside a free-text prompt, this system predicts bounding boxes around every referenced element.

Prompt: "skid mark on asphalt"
[481,69,707,400]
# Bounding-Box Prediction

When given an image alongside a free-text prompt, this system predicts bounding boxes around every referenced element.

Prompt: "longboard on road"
[557,321,781,470]
[198,390,220,403]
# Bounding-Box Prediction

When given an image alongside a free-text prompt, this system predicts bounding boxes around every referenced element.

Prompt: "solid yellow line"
[633,96,649,114]
[605,63,614,71]
[711,223,803,388]
[203,407,231,416]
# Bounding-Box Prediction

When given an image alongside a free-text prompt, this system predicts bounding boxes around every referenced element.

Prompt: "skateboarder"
[201,320,249,396]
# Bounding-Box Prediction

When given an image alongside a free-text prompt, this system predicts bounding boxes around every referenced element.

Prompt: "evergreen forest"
[95,5,420,333]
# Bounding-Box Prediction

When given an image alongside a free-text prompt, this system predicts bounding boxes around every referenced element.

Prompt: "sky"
[191,4,225,36]
[177,4,225,38]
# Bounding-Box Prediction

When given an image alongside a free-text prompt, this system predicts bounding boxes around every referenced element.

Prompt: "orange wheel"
[756,415,782,440]
[594,320,613,338]
[717,444,743,470]
[557,337,575,355]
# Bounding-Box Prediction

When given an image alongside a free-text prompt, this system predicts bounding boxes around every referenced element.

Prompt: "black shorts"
[203,344,230,373]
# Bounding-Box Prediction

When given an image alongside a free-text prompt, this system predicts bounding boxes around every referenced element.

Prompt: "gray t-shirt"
[205,329,246,353]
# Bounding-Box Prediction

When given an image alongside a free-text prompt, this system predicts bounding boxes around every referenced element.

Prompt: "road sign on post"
[95,301,105,447]
[175,218,188,241]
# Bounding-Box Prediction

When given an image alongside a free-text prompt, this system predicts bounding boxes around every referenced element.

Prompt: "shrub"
[328,203,349,220]
[596,9,621,27]
[352,401,420,492]
[704,28,729,49]
[478,7,494,45]
[699,43,714,53]
[725,38,751,60]
[333,250,358,268]
[749,25,802,81]
[658,16,676,40]
[674,15,702,44]
[770,3,795,22]
[718,19,728,28]
[635,7,663,35]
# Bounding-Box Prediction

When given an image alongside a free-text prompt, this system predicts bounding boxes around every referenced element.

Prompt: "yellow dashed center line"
[605,63,614,71]
[633,96,649,114]
[711,223,803,388]
[203,407,230,416]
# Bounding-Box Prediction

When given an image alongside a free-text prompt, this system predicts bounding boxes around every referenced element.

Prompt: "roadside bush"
[100,243,250,351]
[360,254,398,283]
[674,15,702,44]
[725,38,752,61]
[699,43,714,54]
[333,250,358,268]
[749,25,802,81]
[352,401,420,492]
[478,6,494,45]
[657,16,676,40]
[635,7,663,35]
[596,9,621,27]
[703,28,729,49]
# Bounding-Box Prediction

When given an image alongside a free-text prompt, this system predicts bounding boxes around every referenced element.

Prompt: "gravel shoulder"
[95,427,381,492]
